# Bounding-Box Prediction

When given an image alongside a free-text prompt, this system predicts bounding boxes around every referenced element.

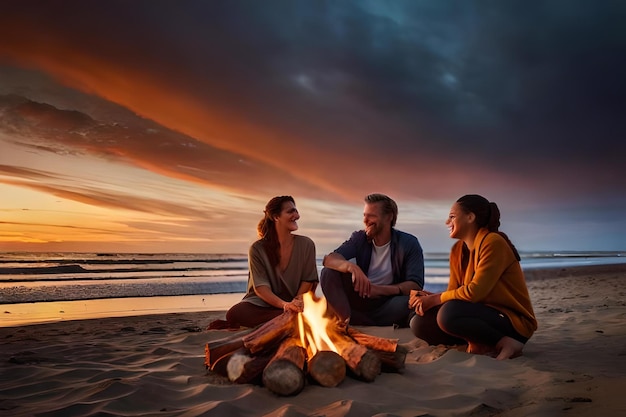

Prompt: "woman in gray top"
[224,195,319,328]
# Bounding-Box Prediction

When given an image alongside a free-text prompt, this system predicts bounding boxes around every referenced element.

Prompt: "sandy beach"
[1,264,625,417]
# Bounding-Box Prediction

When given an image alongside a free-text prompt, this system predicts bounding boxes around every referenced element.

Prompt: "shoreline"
[1,293,245,328]
[0,263,624,416]
[2,263,624,328]
[522,262,626,280]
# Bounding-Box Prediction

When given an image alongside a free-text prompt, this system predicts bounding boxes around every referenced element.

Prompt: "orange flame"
[298,291,338,356]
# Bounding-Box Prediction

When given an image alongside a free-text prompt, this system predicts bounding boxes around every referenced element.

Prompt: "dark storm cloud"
[150,0,626,161]
[1,0,625,196]
[1,0,625,253]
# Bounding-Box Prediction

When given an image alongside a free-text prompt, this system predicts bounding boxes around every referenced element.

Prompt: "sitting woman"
[409,194,537,360]
[220,195,318,328]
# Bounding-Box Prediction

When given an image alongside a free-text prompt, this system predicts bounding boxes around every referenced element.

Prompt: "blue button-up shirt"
[333,228,425,289]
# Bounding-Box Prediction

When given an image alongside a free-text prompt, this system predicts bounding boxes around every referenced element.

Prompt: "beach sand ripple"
[1,264,625,416]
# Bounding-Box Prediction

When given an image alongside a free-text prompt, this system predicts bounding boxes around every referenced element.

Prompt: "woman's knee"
[410,308,462,346]
[225,302,245,324]
[436,299,471,333]
[409,313,425,337]
[409,310,436,339]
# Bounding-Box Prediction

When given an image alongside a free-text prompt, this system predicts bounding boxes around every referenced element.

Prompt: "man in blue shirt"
[321,193,425,326]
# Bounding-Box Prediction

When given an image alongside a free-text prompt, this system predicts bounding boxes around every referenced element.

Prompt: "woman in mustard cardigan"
[409,194,537,360]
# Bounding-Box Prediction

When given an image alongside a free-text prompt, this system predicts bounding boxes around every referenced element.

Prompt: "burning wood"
[204,291,405,396]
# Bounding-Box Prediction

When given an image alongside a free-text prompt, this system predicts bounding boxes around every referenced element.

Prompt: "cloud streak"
[0,0,625,253]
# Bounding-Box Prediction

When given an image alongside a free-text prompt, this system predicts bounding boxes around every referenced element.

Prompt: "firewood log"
[331,332,381,382]
[262,337,307,396]
[308,350,346,387]
[205,311,296,368]
[242,310,298,354]
[372,344,408,373]
[209,347,246,378]
[204,331,252,368]
[346,327,399,352]
[217,349,274,385]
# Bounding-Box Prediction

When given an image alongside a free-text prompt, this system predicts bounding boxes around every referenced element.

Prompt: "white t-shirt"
[368,240,393,285]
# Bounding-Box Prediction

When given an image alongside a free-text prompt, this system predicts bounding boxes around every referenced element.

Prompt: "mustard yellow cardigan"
[440,228,538,339]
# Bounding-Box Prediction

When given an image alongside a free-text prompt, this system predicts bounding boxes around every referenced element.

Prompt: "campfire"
[205,291,407,396]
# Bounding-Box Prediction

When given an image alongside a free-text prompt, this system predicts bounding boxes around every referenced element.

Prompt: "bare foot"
[466,342,496,357]
[495,336,524,360]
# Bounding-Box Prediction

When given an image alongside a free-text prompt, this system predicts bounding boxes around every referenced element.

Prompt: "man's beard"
[365,223,379,241]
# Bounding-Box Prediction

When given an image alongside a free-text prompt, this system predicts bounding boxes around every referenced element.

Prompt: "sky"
[0,0,625,255]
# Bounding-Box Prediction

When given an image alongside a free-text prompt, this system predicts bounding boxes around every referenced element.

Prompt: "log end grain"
[308,350,346,387]
[262,359,306,396]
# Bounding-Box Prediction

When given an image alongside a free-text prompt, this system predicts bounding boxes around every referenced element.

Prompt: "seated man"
[320,193,424,326]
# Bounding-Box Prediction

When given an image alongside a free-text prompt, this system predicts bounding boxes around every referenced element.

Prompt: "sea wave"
[0,251,623,304]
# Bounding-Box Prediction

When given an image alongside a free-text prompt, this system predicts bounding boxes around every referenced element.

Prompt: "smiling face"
[363,202,392,241]
[274,200,300,232]
[446,202,476,241]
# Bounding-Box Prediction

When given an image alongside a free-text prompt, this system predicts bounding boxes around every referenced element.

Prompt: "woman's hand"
[409,290,441,316]
[283,297,304,313]
[256,285,302,312]
[408,290,431,306]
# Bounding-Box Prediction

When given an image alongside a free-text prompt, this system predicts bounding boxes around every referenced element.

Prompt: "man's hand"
[368,284,403,299]
[346,263,371,298]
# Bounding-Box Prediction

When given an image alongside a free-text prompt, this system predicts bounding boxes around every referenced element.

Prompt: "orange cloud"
[0,21,442,203]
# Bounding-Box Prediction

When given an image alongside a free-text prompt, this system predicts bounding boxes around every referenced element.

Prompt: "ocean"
[2,251,624,304]
[1,251,624,326]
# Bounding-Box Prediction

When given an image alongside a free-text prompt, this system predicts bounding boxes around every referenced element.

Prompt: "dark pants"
[410,299,528,346]
[225,301,283,328]
[319,267,412,327]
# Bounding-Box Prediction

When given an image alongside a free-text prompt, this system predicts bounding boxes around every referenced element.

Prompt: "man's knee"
[319,267,346,290]
[365,295,411,327]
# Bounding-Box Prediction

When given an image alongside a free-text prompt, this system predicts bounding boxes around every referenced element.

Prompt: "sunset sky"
[0,1,624,255]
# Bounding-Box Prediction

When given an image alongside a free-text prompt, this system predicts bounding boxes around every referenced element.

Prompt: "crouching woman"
[409,194,537,360]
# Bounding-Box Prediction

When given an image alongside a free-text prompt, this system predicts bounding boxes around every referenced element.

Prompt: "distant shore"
[0,264,90,275]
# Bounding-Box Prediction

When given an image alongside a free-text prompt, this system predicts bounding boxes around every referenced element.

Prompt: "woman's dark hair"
[456,194,520,261]
[258,196,295,268]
